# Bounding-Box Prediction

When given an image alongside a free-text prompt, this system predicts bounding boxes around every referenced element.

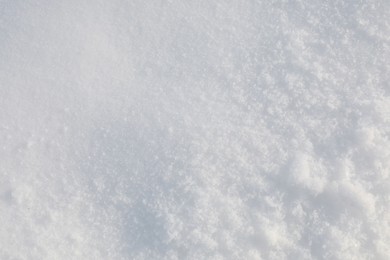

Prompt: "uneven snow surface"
[1,1,390,259]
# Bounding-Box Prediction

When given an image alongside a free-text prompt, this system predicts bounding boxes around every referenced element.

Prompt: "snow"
[0,0,389,259]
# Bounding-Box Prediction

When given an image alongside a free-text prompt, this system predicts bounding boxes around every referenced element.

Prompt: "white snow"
[0,0,389,259]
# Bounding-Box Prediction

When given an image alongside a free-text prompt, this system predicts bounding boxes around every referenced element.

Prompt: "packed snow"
[0,0,389,259]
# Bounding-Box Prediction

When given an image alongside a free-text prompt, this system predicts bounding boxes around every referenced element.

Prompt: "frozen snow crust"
[0,1,389,259]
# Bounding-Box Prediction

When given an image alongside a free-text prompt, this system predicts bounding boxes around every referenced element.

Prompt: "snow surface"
[0,0,389,259]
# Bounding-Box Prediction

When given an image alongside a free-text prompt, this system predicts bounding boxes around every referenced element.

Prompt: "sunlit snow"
[0,1,389,259]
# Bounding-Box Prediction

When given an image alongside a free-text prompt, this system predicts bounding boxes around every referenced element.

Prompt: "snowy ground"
[0,1,389,259]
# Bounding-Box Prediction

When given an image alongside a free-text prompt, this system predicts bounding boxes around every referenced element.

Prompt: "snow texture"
[0,0,389,259]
